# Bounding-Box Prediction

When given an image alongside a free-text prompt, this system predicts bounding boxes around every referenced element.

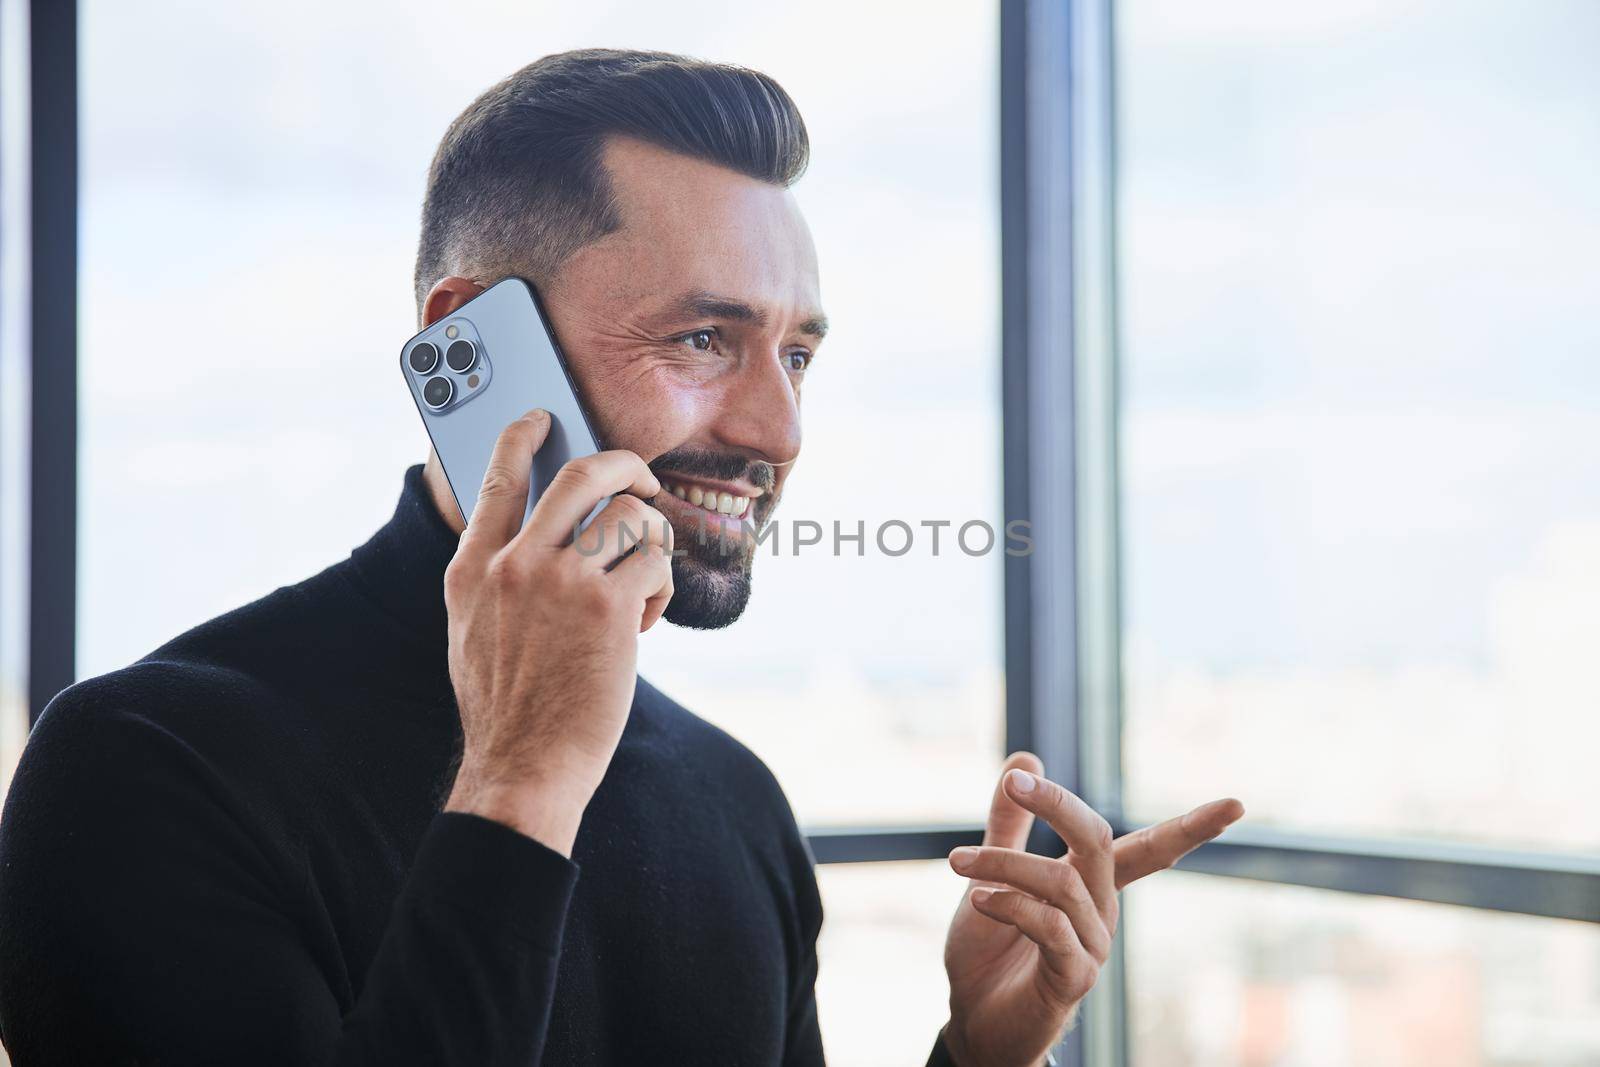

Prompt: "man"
[0,49,1241,1065]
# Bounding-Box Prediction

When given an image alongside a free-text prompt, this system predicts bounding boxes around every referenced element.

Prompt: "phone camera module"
[445,338,478,373]
[422,375,454,409]
[408,341,440,374]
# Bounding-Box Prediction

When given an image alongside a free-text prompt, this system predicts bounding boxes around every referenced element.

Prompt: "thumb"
[981,751,1044,851]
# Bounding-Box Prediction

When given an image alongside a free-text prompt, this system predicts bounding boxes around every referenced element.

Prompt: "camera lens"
[445,338,478,373]
[408,341,440,374]
[422,375,453,409]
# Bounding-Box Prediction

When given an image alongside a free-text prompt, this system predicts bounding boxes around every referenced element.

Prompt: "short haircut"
[413,48,810,317]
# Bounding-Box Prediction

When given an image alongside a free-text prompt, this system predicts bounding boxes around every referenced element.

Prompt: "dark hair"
[413,48,809,316]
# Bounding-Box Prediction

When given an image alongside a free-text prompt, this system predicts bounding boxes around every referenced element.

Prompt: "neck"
[421,450,468,535]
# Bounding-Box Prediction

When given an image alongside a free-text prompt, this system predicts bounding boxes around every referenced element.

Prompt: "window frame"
[17,0,77,728]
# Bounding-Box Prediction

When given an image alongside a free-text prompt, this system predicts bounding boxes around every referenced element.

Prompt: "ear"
[421,276,487,327]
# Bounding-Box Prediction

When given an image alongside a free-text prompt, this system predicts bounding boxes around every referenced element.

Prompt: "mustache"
[648,446,777,494]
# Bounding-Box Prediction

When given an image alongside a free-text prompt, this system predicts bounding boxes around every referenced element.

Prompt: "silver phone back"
[399,277,601,528]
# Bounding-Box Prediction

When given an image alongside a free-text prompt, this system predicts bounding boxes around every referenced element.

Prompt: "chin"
[663,553,754,630]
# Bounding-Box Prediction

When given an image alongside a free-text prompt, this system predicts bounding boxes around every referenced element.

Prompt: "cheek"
[585,363,717,460]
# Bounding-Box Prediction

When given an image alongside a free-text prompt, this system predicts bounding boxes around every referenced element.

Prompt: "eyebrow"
[669,290,829,341]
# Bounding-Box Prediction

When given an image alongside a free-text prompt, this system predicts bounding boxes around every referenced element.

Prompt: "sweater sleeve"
[0,690,577,1067]
[781,861,824,1066]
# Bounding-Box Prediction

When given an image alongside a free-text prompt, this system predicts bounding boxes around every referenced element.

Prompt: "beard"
[662,526,756,629]
[647,446,779,630]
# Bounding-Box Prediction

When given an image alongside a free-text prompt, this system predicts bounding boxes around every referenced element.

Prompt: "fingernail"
[950,846,978,872]
[970,888,993,906]
[1007,768,1036,794]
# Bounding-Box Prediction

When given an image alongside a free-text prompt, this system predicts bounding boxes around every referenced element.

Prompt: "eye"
[784,349,813,373]
[681,328,717,352]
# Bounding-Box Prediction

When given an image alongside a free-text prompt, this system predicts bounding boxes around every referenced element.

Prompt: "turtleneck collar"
[345,464,461,655]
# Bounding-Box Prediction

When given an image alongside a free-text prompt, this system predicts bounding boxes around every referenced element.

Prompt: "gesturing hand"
[941,752,1243,1067]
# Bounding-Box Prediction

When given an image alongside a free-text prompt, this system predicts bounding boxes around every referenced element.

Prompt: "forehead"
[564,136,822,317]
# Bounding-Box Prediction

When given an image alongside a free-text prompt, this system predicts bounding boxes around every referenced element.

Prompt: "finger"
[610,503,674,573]
[967,887,1085,963]
[462,410,552,552]
[608,529,674,633]
[638,563,674,633]
[571,495,670,571]
[981,751,1044,851]
[1004,770,1116,924]
[950,847,1109,960]
[1113,797,1245,890]
[521,449,661,548]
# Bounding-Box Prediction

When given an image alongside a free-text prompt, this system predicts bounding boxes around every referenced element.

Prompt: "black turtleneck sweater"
[0,465,852,1065]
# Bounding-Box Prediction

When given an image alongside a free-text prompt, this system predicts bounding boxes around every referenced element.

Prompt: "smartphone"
[399,277,602,529]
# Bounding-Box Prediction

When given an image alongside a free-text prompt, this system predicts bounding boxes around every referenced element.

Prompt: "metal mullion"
[1003,0,1089,1063]
[806,825,986,866]
[26,0,76,725]
[1134,821,1600,925]
[1068,0,1126,1064]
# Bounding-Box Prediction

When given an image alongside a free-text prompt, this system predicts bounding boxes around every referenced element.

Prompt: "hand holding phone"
[441,412,675,856]
[401,279,675,854]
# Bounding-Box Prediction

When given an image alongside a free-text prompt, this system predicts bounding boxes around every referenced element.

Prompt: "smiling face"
[537,136,827,628]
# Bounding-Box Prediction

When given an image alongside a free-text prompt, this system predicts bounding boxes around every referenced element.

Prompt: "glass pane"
[1117,0,1600,849]
[78,3,1003,826]
[1127,872,1600,1067]
[816,860,956,1066]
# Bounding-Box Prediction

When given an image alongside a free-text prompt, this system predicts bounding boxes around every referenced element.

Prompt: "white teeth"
[664,481,751,517]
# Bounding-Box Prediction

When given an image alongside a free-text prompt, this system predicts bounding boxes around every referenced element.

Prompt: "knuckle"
[443,556,474,597]
[552,465,595,497]
[1056,862,1088,901]
[485,550,529,586]
[1042,909,1074,950]
[479,463,522,499]
[612,494,650,521]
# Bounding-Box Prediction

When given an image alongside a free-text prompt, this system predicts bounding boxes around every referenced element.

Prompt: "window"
[76,0,1003,830]
[1127,872,1600,1066]
[1101,1,1600,1065]
[1117,0,1600,853]
[815,861,956,1067]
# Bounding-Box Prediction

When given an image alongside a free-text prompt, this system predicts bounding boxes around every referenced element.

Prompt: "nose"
[709,349,802,469]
